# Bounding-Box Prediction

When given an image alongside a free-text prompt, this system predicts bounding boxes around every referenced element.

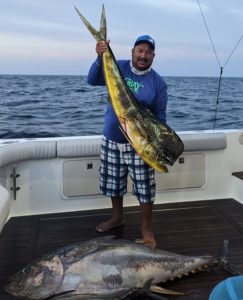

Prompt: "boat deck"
[1,198,243,299]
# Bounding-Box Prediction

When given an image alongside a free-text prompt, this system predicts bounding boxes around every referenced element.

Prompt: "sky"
[0,0,243,77]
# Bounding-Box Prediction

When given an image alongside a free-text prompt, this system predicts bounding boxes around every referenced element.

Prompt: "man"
[87,35,168,248]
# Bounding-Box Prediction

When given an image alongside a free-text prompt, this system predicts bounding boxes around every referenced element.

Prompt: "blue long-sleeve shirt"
[87,57,168,143]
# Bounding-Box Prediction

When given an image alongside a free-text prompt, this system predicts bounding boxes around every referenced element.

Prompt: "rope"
[197,0,221,69]
[197,0,243,129]
[223,35,243,68]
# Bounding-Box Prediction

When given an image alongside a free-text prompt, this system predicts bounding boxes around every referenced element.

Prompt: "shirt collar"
[130,61,152,75]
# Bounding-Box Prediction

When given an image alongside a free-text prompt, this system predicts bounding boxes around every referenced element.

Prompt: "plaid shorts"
[99,136,156,203]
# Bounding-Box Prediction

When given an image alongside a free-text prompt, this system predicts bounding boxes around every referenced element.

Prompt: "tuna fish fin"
[137,279,169,300]
[140,290,170,300]
[151,285,185,296]
[47,290,76,300]
[140,279,184,297]
[75,5,106,41]
[48,291,109,300]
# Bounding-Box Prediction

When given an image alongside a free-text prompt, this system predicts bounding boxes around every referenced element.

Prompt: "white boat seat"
[0,140,56,167]
[56,133,226,158]
[0,132,226,167]
[56,136,102,157]
[0,185,10,232]
[180,132,226,151]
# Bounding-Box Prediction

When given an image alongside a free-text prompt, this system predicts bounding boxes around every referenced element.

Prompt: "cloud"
[0,0,242,76]
[112,0,208,14]
[0,14,79,35]
[0,32,85,59]
[141,0,199,12]
[228,7,243,17]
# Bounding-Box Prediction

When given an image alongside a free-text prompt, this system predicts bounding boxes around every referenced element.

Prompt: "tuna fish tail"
[218,239,229,264]
[218,240,242,275]
[75,5,106,41]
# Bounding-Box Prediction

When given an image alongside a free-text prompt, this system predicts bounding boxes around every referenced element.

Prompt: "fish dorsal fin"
[56,236,116,263]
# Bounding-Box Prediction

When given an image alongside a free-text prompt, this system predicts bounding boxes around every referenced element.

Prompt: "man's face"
[132,42,155,71]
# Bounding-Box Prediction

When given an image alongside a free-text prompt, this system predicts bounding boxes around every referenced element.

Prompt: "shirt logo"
[125,77,144,94]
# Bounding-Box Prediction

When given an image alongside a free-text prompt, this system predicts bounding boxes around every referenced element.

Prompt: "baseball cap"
[134,35,155,51]
[209,276,243,300]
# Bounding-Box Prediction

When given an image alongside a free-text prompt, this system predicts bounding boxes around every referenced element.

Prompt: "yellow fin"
[151,285,184,296]
[119,125,134,146]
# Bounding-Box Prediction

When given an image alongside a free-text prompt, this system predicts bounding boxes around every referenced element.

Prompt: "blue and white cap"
[134,35,155,51]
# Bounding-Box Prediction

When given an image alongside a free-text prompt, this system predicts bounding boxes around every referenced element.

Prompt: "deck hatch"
[156,153,205,190]
[63,158,100,197]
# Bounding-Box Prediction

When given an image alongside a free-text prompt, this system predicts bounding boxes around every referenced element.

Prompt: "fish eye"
[22,268,29,275]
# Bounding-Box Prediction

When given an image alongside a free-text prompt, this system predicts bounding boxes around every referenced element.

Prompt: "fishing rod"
[197,0,243,129]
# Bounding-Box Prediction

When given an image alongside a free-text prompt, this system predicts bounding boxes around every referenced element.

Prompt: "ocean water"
[0,75,242,139]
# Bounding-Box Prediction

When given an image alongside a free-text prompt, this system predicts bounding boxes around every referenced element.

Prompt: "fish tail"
[217,240,241,275]
[100,5,107,41]
[75,5,106,41]
[218,239,229,263]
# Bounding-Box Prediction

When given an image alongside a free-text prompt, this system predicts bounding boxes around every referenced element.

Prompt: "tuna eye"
[22,268,29,275]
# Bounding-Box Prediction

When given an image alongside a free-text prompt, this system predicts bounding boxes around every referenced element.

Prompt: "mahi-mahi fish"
[5,236,225,300]
[75,5,184,172]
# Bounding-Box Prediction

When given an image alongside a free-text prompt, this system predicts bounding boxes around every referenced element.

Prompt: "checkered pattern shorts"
[100,136,156,203]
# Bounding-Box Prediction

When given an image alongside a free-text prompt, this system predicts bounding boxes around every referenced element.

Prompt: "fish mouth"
[4,275,27,297]
[163,154,176,166]
[4,282,20,297]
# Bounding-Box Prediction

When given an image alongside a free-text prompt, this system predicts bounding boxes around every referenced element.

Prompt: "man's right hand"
[96,40,109,57]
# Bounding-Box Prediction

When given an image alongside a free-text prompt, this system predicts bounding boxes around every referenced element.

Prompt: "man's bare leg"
[95,196,124,232]
[140,202,156,248]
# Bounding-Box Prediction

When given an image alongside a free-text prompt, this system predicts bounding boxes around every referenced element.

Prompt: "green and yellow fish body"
[75,5,184,172]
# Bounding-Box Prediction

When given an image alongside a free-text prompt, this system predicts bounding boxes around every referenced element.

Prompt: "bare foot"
[142,228,157,248]
[95,217,125,233]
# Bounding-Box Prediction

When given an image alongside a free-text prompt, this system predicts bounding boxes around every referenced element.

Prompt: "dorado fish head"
[155,134,184,167]
[140,143,168,172]
[5,254,64,299]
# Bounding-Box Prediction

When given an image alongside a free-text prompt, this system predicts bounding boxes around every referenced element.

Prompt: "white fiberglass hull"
[1,129,243,232]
